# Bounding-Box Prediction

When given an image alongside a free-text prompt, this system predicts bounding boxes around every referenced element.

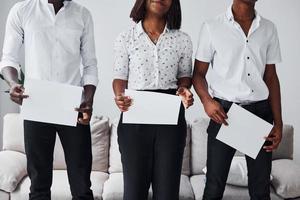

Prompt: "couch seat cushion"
[11,170,109,200]
[0,190,9,200]
[102,173,194,200]
[190,174,282,200]
[0,151,27,192]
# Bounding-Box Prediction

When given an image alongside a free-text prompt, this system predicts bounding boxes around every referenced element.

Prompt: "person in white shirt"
[112,0,193,199]
[0,0,98,199]
[193,0,282,199]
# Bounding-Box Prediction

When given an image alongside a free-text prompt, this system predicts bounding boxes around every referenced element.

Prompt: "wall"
[0,0,299,163]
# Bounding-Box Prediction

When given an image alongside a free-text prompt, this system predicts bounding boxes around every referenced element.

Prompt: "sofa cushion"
[108,117,191,176]
[102,173,194,200]
[0,151,27,192]
[2,114,25,153]
[0,190,9,200]
[190,174,282,200]
[190,118,209,175]
[272,125,294,160]
[11,170,109,200]
[52,116,110,172]
[271,159,300,199]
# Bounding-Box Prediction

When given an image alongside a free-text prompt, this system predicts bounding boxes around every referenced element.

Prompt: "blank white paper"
[216,103,273,159]
[122,89,182,125]
[21,79,83,127]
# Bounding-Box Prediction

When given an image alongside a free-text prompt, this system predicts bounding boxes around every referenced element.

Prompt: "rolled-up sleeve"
[195,23,214,63]
[177,34,193,78]
[0,4,24,76]
[113,32,129,80]
[80,9,99,87]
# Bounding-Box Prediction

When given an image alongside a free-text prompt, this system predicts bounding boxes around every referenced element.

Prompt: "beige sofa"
[0,113,300,200]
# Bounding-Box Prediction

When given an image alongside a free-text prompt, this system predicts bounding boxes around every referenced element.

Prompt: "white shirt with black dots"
[114,22,193,90]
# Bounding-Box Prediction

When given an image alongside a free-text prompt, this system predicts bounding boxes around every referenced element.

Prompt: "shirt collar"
[226,6,261,24]
[41,0,72,7]
[135,21,170,37]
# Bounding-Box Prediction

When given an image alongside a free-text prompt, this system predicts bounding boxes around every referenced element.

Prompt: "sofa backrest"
[190,118,294,175]
[108,117,192,176]
[2,113,110,172]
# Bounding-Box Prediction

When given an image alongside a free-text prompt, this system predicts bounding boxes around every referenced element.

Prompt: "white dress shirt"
[114,22,193,90]
[196,7,282,103]
[0,0,98,87]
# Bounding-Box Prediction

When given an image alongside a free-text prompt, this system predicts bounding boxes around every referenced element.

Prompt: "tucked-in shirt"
[195,7,282,103]
[0,0,98,87]
[114,22,193,90]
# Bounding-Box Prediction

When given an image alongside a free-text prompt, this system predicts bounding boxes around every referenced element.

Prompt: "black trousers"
[203,98,274,200]
[117,89,187,200]
[24,120,94,200]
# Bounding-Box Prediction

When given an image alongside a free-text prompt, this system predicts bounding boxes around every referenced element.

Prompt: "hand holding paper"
[21,79,83,127]
[122,89,182,125]
[216,104,273,159]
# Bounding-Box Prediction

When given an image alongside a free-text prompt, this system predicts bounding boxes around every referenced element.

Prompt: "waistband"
[137,89,177,95]
[214,97,268,107]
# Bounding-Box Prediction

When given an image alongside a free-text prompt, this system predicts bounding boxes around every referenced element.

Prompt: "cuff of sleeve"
[0,60,21,76]
[266,58,282,65]
[113,75,128,81]
[195,55,212,63]
[177,73,192,79]
[82,75,99,87]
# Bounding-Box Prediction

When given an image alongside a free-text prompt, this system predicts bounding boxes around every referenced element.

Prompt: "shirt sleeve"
[195,22,214,63]
[80,9,99,87]
[113,32,129,80]
[0,3,24,76]
[266,24,282,65]
[177,34,193,78]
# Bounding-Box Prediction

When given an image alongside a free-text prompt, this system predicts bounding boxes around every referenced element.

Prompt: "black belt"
[214,97,268,107]
[137,89,177,95]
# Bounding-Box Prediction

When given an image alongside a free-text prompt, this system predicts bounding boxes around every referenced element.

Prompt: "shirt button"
[252,90,254,93]
[246,40,249,43]
[248,73,250,76]
[247,57,250,60]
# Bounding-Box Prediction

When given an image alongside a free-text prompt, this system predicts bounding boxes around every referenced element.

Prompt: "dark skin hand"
[192,60,228,125]
[113,79,132,112]
[75,85,96,125]
[177,77,194,109]
[263,64,283,152]
[1,67,28,105]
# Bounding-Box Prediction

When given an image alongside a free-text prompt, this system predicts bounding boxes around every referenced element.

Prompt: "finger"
[177,87,185,95]
[115,95,125,101]
[78,118,89,125]
[119,105,129,111]
[212,114,222,124]
[214,112,227,125]
[75,107,92,113]
[123,99,132,106]
[11,92,28,99]
[217,106,228,119]
[263,143,279,152]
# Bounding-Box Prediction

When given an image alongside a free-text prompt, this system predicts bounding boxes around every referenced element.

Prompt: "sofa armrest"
[0,150,27,192]
[271,159,300,199]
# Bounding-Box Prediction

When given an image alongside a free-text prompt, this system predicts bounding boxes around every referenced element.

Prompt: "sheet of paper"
[21,79,83,127]
[216,103,273,159]
[122,89,182,125]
